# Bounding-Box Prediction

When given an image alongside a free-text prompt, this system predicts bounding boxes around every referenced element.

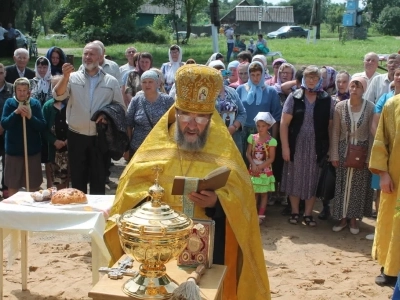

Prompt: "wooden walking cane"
[22,114,29,191]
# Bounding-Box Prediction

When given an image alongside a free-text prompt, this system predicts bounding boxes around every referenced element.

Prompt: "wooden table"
[89,256,227,300]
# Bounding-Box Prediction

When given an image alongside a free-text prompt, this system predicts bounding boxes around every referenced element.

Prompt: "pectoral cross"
[98,256,138,280]
[152,165,163,181]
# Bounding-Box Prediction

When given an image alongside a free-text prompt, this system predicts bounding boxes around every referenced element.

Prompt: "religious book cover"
[177,218,215,269]
[171,166,231,195]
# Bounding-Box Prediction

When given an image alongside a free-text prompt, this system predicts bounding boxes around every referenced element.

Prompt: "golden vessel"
[117,171,193,299]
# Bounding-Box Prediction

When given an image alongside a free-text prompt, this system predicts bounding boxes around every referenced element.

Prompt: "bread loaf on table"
[51,188,88,205]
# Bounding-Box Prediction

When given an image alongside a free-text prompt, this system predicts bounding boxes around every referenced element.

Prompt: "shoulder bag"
[343,101,367,169]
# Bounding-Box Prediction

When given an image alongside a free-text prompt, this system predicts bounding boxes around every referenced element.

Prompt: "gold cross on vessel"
[151,165,163,181]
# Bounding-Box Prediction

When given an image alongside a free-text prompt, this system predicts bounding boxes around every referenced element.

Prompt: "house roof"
[235,6,294,23]
[221,5,294,23]
[138,4,171,15]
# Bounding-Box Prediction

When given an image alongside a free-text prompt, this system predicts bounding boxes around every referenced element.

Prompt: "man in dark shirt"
[5,48,35,83]
[0,63,13,198]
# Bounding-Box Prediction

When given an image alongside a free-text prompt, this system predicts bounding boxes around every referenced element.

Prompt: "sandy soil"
[2,158,395,299]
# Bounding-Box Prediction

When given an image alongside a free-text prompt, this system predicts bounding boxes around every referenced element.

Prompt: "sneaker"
[258,215,265,225]
[267,198,276,206]
[318,207,331,220]
[280,197,288,206]
[349,226,360,235]
[332,223,347,232]
[366,233,375,240]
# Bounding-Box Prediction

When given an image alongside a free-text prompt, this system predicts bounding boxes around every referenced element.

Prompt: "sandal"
[258,215,265,225]
[288,213,299,225]
[302,215,317,227]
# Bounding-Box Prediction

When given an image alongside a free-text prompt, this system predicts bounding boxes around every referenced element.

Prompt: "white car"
[173,31,198,40]
[45,34,68,40]
[15,29,28,49]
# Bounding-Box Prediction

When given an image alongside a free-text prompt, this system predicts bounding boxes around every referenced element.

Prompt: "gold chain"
[176,145,196,177]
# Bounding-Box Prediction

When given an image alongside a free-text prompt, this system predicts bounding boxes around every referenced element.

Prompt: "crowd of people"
[0,40,399,298]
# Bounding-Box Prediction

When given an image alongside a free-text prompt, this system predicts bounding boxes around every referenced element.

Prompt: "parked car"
[15,29,28,49]
[267,26,309,39]
[172,31,198,40]
[45,34,68,40]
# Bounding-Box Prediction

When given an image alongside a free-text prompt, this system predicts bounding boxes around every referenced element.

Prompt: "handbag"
[343,100,368,169]
[344,144,367,169]
[316,157,336,201]
[233,46,240,52]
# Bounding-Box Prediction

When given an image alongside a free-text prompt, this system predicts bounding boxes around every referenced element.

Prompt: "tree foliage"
[277,0,314,25]
[325,3,345,32]
[61,0,144,44]
[364,0,400,22]
[376,5,400,35]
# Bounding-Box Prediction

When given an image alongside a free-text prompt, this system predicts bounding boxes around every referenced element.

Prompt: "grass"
[1,32,399,75]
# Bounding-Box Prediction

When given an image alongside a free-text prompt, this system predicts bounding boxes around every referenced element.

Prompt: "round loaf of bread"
[51,188,87,205]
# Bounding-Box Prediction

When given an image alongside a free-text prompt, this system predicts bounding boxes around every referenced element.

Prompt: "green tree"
[364,0,400,22]
[325,3,345,32]
[376,5,400,35]
[277,0,314,25]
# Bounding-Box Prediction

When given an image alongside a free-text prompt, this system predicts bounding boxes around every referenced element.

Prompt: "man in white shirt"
[352,52,380,85]
[225,24,235,62]
[119,46,137,82]
[364,53,400,104]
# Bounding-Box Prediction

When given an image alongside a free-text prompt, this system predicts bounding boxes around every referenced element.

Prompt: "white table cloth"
[0,192,115,299]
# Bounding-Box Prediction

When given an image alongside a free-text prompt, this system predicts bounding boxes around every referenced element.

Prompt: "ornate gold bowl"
[117,177,193,299]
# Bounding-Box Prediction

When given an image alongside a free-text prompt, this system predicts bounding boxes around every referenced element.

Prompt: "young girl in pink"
[246,112,277,224]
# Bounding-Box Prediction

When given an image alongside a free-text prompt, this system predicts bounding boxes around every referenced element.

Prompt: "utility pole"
[309,0,322,39]
[210,0,220,53]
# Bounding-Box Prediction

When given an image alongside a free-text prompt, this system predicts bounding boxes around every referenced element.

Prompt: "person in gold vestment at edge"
[104,65,271,299]
[369,93,400,287]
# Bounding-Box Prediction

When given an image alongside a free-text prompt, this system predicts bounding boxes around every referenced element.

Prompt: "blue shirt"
[236,84,282,127]
[374,91,394,113]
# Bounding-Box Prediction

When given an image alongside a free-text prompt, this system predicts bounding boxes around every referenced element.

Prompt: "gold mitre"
[174,64,223,114]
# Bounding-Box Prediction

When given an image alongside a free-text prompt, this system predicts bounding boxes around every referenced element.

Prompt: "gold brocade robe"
[104,107,271,300]
[369,95,400,277]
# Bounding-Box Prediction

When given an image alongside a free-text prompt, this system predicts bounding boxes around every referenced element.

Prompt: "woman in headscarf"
[236,61,282,162]
[124,52,153,106]
[161,45,184,94]
[280,65,334,227]
[208,60,247,154]
[205,52,224,66]
[266,58,287,86]
[330,77,374,234]
[320,66,338,95]
[274,62,297,105]
[30,56,53,107]
[332,70,351,103]
[46,47,66,75]
[225,60,239,86]
[124,70,174,160]
[29,56,54,188]
[229,62,249,89]
[252,54,271,81]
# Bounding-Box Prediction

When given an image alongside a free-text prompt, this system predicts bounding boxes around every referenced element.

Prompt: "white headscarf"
[33,56,52,94]
[165,45,182,84]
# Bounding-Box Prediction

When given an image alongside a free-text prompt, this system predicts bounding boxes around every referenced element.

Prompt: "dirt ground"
[1,158,395,299]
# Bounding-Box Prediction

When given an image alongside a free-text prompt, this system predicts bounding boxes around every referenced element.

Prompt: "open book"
[171,166,231,195]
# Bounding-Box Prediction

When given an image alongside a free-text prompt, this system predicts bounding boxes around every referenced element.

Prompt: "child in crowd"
[0,78,46,197]
[42,76,69,189]
[246,112,277,225]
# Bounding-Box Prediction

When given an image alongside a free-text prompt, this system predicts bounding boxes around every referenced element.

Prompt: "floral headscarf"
[33,56,52,94]
[321,66,337,90]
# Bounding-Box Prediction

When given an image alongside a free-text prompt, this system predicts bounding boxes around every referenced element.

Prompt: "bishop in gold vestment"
[369,94,400,280]
[104,65,271,299]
